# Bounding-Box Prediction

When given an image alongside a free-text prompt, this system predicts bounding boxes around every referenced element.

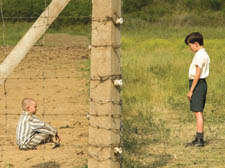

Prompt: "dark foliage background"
[1,0,225,25]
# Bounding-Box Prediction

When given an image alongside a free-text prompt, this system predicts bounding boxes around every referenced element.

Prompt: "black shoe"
[185,138,204,147]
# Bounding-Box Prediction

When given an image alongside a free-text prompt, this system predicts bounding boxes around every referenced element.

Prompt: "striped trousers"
[19,133,53,150]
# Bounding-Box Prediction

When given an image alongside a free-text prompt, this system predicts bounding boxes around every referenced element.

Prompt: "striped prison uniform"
[16,111,57,150]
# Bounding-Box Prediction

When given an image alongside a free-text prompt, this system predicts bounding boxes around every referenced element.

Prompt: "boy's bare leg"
[195,112,204,133]
[185,112,204,147]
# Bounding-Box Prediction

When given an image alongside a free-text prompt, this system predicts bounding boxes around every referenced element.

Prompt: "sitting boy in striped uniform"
[16,98,60,150]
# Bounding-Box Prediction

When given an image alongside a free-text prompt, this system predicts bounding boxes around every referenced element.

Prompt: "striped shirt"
[16,111,57,147]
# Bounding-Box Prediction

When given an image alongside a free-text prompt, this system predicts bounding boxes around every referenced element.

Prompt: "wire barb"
[90,98,122,106]
[3,79,8,134]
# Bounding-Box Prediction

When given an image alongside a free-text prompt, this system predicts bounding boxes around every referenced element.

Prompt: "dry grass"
[122,25,225,168]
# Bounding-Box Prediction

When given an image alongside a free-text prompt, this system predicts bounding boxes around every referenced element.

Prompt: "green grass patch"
[0,22,91,46]
[0,22,32,45]
[1,21,225,168]
[73,165,88,168]
[121,24,225,167]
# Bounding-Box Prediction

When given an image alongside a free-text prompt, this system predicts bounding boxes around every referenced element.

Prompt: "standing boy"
[16,98,60,150]
[184,32,210,147]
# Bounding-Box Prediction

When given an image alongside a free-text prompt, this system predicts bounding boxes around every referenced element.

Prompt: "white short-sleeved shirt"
[189,48,210,79]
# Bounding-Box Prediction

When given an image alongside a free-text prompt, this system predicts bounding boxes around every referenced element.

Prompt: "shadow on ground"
[31,161,60,168]
[123,153,173,168]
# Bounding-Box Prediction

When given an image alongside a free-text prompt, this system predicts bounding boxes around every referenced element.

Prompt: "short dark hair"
[184,32,203,46]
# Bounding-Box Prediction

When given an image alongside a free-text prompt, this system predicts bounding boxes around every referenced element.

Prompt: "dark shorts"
[189,79,207,112]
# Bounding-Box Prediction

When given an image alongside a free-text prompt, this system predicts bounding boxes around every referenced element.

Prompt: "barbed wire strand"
[0,144,89,148]
[41,0,48,46]
[0,14,123,22]
[1,15,91,20]
[3,79,8,134]
[0,15,119,34]
[42,74,46,167]
[0,76,80,80]
[0,0,4,151]
[0,113,87,116]
[28,15,120,31]
[88,14,122,165]
[0,6,123,167]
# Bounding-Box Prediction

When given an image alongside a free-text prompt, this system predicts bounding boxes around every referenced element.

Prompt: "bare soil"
[0,33,90,168]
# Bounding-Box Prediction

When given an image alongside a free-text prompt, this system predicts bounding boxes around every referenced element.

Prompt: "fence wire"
[0,9,90,168]
[0,1,123,167]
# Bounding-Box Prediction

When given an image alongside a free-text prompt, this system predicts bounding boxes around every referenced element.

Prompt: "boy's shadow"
[148,154,173,168]
[124,153,173,168]
[31,161,60,168]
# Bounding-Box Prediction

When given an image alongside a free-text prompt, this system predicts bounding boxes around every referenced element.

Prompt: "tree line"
[1,0,225,25]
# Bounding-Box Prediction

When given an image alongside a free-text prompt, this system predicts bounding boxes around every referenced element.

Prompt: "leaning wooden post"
[0,0,71,84]
[89,0,122,168]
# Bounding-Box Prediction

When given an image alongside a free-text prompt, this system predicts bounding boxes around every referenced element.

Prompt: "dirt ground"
[0,34,90,168]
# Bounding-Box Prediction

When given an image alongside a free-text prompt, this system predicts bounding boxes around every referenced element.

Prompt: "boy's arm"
[187,65,201,101]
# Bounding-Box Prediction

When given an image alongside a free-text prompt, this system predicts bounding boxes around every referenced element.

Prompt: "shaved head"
[22,98,35,111]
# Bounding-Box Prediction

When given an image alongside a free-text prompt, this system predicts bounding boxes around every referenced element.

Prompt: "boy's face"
[188,42,199,53]
[27,102,37,114]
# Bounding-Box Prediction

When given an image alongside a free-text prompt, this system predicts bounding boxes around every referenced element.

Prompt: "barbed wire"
[42,0,48,47]
[90,73,122,90]
[88,113,121,118]
[0,15,123,21]
[88,142,121,163]
[0,0,4,155]
[0,113,88,116]
[88,15,122,166]
[0,15,91,20]
[3,79,8,134]
[90,44,121,62]
[0,144,89,148]
[2,16,119,31]
[0,3,123,168]
[90,98,121,106]
[88,154,118,163]
[42,71,46,167]
[0,75,88,117]
[0,76,80,80]
[0,74,90,163]
[89,124,120,134]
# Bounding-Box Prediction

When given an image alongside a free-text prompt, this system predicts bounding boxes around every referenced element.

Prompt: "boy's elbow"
[196,73,201,79]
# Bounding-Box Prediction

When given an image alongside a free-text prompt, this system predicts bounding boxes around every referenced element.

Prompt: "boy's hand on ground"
[55,133,61,143]
[187,91,193,101]
[52,133,61,149]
